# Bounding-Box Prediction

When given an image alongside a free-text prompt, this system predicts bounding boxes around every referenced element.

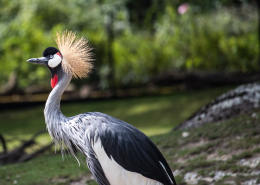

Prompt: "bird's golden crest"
[54,30,93,78]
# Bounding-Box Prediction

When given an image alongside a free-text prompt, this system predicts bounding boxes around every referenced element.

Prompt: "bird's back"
[68,112,176,185]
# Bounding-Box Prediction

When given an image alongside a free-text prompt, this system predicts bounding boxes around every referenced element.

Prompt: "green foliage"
[113,4,258,86]
[0,0,258,89]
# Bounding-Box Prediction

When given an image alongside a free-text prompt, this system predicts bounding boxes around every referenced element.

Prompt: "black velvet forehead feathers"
[43,47,60,57]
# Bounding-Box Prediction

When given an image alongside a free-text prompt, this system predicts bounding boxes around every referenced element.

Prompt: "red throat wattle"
[51,74,58,88]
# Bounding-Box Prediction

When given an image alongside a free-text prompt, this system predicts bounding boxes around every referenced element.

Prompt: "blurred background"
[1,0,260,184]
[0,0,258,99]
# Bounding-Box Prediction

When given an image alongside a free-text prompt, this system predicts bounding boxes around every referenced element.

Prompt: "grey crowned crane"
[27,31,177,185]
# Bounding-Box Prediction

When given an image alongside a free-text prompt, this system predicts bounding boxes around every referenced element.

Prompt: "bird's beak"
[27,57,48,65]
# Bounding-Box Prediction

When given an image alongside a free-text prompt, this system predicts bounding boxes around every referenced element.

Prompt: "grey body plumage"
[27,31,176,185]
[44,71,110,184]
[44,71,176,184]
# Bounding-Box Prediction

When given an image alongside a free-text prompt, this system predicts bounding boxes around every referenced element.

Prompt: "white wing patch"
[159,161,174,184]
[92,137,163,185]
[48,54,62,68]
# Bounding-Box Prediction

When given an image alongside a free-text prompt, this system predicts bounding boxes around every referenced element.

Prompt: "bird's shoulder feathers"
[77,112,176,185]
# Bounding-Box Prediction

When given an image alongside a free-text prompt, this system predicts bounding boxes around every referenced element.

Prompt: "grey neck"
[44,72,72,137]
[44,71,81,160]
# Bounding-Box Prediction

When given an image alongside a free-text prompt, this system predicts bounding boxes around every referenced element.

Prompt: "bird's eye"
[48,54,62,68]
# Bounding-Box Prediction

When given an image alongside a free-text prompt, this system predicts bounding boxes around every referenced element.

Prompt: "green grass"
[2,108,260,184]
[0,154,91,185]
[1,86,244,184]
[151,109,260,183]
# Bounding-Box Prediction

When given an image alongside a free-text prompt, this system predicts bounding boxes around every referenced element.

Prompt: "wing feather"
[86,112,176,185]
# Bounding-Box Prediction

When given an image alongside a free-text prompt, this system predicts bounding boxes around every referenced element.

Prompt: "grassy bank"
[152,109,260,184]
[1,86,244,184]
[1,106,260,184]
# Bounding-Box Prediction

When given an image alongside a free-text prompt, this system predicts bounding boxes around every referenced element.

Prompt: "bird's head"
[27,47,62,88]
[27,30,93,89]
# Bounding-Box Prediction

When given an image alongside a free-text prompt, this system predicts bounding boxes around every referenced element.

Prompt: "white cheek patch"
[48,54,62,68]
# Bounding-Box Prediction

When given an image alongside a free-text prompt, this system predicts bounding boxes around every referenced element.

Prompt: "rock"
[173,170,181,176]
[241,179,258,185]
[174,83,260,130]
[239,157,260,168]
[182,132,190,138]
[252,113,258,118]
[184,172,200,184]
[202,177,213,182]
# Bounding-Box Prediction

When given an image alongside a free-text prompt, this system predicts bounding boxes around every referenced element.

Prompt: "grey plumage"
[27,35,176,184]
[44,70,176,185]
[44,71,110,184]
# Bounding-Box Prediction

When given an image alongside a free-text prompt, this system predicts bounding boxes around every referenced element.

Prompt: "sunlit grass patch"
[0,154,90,185]
[0,87,232,151]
